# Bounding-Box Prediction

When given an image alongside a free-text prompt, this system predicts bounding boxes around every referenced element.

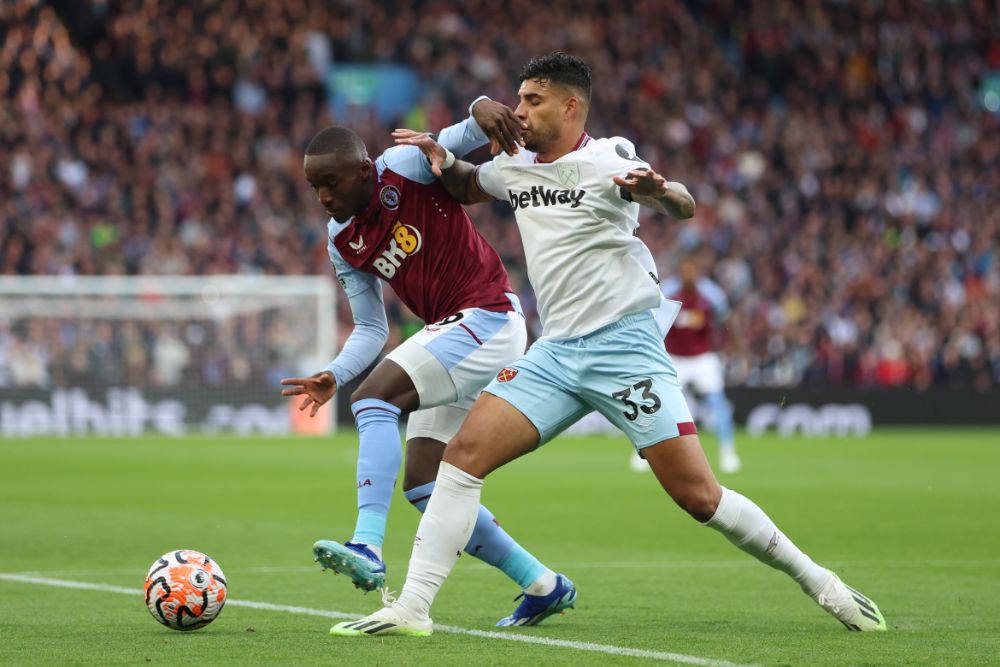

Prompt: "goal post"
[0,275,337,437]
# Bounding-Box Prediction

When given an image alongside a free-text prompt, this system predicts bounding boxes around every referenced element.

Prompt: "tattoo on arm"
[633,187,695,219]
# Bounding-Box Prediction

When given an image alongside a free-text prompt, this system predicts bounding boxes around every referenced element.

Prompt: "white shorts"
[673,352,725,395]
[386,302,527,443]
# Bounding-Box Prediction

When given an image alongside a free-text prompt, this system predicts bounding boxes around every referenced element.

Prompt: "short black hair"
[305,127,367,160]
[519,51,592,101]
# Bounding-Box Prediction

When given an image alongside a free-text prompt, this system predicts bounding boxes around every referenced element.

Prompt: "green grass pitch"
[2,428,999,665]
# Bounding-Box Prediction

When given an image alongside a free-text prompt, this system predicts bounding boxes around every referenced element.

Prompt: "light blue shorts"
[484,311,696,451]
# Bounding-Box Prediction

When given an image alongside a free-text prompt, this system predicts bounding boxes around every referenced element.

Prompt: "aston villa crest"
[380,185,400,210]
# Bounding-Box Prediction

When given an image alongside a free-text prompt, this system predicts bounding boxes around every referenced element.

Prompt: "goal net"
[0,275,337,437]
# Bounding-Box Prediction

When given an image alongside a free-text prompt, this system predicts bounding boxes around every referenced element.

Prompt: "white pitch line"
[0,573,752,667]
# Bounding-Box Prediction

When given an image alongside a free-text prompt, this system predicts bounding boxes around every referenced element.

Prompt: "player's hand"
[470,98,526,156]
[279,370,336,418]
[613,168,668,198]
[392,129,449,176]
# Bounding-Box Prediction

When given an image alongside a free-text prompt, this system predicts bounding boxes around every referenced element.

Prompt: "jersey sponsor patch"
[496,367,518,382]
[507,186,585,210]
[379,184,401,210]
[614,143,644,162]
[372,220,422,279]
[676,308,707,329]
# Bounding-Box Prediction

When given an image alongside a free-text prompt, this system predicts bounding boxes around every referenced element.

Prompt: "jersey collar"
[534,132,591,164]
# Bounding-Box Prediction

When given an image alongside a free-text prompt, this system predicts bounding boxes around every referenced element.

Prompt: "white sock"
[706,487,831,596]
[523,569,557,596]
[395,462,482,618]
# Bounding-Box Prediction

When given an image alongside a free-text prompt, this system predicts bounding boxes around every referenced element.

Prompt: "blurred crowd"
[1,0,997,391]
[0,317,295,390]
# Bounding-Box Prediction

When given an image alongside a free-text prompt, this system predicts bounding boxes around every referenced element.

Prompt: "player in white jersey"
[331,52,885,638]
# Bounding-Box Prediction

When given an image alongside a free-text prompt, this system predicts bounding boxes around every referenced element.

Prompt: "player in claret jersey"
[333,52,885,638]
[280,98,574,627]
[632,256,742,474]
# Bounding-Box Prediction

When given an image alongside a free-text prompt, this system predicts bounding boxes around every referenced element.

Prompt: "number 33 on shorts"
[601,372,694,445]
[611,378,661,421]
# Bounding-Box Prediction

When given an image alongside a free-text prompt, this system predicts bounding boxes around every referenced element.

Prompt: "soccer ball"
[144,550,227,631]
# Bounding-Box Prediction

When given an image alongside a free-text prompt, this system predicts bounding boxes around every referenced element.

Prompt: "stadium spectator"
[1,0,997,391]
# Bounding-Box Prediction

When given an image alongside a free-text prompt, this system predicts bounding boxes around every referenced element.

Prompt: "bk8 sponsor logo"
[373,220,422,279]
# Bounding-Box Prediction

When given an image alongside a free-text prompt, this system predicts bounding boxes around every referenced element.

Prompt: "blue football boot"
[313,540,386,592]
[496,573,577,626]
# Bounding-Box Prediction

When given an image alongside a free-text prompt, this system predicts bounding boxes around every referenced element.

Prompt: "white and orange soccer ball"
[144,550,227,631]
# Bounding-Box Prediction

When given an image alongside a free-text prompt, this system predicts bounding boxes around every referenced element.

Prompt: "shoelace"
[379,586,397,606]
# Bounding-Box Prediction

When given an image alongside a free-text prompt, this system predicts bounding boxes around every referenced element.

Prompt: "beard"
[522,124,556,153]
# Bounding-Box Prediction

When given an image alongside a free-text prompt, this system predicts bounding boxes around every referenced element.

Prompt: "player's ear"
[564,95,578,120]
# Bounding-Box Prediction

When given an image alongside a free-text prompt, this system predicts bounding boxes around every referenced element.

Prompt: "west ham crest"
[496,368,519,382]
[556,162,580,188]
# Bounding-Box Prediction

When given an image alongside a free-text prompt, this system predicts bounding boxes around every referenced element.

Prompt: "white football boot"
[811,573,887,631]
[330,604,432,637]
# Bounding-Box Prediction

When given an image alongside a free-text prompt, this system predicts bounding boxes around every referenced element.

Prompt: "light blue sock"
[705,391,735,451]
[404,481,547,589]
[350,398,403,548]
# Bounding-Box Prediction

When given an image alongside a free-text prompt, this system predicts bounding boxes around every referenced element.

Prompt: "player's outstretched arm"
[393,129,493,205]
[280,266,388,418]
[614,168,696,219]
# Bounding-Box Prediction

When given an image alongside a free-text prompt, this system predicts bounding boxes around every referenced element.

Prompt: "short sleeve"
[597,138,652,202]
[378,146,433,184]
[474,158,506,200]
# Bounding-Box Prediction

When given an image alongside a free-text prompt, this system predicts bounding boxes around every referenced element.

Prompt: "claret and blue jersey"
[323,116,517,389]
[661,277,730,357]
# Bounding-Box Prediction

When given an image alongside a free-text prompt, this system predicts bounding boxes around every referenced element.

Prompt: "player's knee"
[351,382,386,403]
[442,432,486,478]
[676,484,722,522]
[350,382,393,406]
[350,379,416,412]
[349,384,373,404]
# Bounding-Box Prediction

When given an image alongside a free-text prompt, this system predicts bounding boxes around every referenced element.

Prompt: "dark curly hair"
[519,51,592,101]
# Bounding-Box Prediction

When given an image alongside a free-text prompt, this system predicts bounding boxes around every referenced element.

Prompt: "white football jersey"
[476,134,683,339]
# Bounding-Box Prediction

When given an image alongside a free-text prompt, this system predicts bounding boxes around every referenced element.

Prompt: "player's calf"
[643,435,723,522]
